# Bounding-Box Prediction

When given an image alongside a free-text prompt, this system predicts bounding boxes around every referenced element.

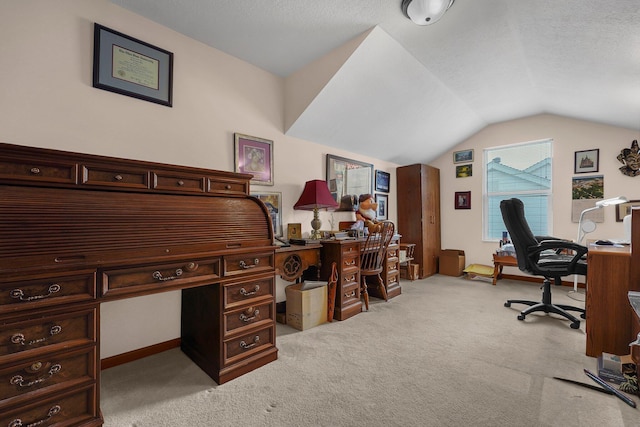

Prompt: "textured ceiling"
[111,0,640,165]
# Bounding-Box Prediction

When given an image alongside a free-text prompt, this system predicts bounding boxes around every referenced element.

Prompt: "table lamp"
[293,180,339,239]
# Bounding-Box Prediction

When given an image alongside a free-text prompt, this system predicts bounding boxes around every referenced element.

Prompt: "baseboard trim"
[101,338,181,370]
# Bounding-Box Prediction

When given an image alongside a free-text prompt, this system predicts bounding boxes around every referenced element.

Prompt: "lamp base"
[310,208,322,239]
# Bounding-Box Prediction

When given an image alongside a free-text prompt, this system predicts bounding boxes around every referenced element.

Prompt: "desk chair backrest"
[499,198,539,274]
[360,221,395,274]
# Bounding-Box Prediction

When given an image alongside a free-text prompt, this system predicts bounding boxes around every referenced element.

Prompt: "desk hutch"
[0,143,277,426]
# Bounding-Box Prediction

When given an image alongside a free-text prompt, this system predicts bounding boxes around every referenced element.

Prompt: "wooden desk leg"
[492,264,503,286]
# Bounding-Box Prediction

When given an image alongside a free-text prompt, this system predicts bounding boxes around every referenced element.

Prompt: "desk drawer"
[208,178,248,195]
[152,171,206,193]
[0,347,95,404]
[0,157,76,185]
[0,384,97,427]
[223,301,274,337]
[340,281,360,306]
[1,307,97,362]
[102,258,220,298]
[0,271,96,315]
[341,243,360,258]
[224,276,274,310]
[223,252,274,277]
[223,325,274,367]
[80,164,149,189]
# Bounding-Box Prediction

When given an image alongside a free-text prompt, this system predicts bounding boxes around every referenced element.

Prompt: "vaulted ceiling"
[112,0,640,165]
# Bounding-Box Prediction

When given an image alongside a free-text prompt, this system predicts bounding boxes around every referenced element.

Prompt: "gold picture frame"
[287,223,302,240]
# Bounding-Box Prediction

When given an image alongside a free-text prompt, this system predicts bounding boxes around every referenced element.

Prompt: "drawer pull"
[152,268,183,281]
[9,404,61,427]
[239,258,260,269]
[239,285,260,296]
[239,335,260,349]
[30,167,41,175]
[10,364,61,388]
[225,184,231,190]
[177,180,185,186]
[345,290,356,298]
[239,308,260,322]
[11,325,62,346]
[344,259,356,267]
[114,174,123,181]
[10,284,61,302]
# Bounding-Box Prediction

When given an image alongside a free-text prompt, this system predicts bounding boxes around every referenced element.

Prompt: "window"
[483,139,553,240]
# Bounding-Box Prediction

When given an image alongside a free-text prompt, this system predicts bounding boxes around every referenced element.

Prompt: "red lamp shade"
[293,180,338,211]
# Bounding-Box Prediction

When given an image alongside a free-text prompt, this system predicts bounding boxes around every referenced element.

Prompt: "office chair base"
[504,300,584,329]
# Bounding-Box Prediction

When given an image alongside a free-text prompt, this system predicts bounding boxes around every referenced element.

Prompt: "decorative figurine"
[355,194,383,233]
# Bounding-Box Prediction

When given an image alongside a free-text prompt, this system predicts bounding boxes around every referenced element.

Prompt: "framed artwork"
[251,192,282,236]
[453,149,474,164]
[326,154,373,208]
[375,170,390,193]
[93,24,173,107]
[287,223,302,240]
[574,149,599,174]
[455,164,472,178]
[455,191,471,209]
[616,200,640,222]
[375,193,388,220]
[235,133,274,185]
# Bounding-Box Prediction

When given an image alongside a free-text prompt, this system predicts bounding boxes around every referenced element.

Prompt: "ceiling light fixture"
[401,0,455,26]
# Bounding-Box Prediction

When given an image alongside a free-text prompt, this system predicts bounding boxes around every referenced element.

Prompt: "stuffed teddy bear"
[355,194,383,234]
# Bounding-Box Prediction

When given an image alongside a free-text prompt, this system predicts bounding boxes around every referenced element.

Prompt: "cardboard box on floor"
[285,283,328,331]
[439,249,465,276]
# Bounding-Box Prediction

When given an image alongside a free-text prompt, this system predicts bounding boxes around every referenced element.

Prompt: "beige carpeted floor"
[101,275,638,426]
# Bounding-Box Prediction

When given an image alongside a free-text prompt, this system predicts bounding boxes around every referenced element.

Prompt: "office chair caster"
[517,313,525,321]
[570,321,580,329]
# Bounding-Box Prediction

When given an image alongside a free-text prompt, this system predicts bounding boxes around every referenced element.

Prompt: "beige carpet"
[101,275,637,426]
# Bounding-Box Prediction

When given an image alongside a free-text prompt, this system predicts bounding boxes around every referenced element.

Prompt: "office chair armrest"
[527,240,588,269]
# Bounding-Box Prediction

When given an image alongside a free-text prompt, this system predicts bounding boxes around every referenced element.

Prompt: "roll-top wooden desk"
[0,143,278,426]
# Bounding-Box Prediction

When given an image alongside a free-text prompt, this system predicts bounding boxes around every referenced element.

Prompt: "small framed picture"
[375,193,388,220]
[251,192,282,236]
[287,223,302,240]
[455,164,472,178]
[235,133,274,185]
[574,149,599,174]
[453,149,474,164]
[455,191,471,209]
[375,170,390,193]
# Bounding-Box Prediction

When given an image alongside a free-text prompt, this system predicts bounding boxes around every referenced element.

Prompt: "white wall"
[431,114,640,272]
[0,1,398,358]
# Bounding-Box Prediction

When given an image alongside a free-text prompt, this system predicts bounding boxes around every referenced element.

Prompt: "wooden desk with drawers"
[0,143,278,426]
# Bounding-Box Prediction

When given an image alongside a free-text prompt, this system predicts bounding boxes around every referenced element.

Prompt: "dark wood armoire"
[396,164,441,278]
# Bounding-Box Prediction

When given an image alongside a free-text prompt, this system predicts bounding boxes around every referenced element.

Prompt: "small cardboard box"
[439,249,465,276]
[285,282,328,331]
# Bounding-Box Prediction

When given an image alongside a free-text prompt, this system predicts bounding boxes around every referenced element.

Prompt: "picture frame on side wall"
[235,133,274,185]
[375,170,390,193]
[455,164,472,178]
[574,149,599,174]
[453,149,474,164]
[93,23,173,107]
[251,192,282,236]
[375,193,388,220]
[616,200,640,222]
[455,191,471,209]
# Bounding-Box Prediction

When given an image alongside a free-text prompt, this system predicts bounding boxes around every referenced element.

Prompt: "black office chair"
[500,198,587,329]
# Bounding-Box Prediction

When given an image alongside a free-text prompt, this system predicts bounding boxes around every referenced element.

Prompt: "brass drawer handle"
[240,335,260,349]
[30,167,41,175]
[9,404,61,427]
[239,285,260,297]
[11,325,62,346]
[225,184,231,190]
[114,174,123,181]
[344,290,356,298]
[152,268,183,281]
[345,259,356,267]
[177,180,185,186]
[10,284,61,302]
[239,308,260,322]
[10,364,61,388]
[239,258,260,269]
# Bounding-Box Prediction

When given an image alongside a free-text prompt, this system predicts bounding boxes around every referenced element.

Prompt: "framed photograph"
[326,154,373,209]
[235,133,274,186]
[455,164,472,178]
[574,149,599,174]
[287,223,302,240]
[251,192,282,236]
[616,200,640,222]
[375,193,388,220]
[453,149,474,164]
[93,24,173,107]
[375,170,390,193]
[455,191,471,209]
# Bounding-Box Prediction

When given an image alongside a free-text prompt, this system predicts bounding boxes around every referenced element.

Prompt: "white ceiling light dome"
[401,0,455,26]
